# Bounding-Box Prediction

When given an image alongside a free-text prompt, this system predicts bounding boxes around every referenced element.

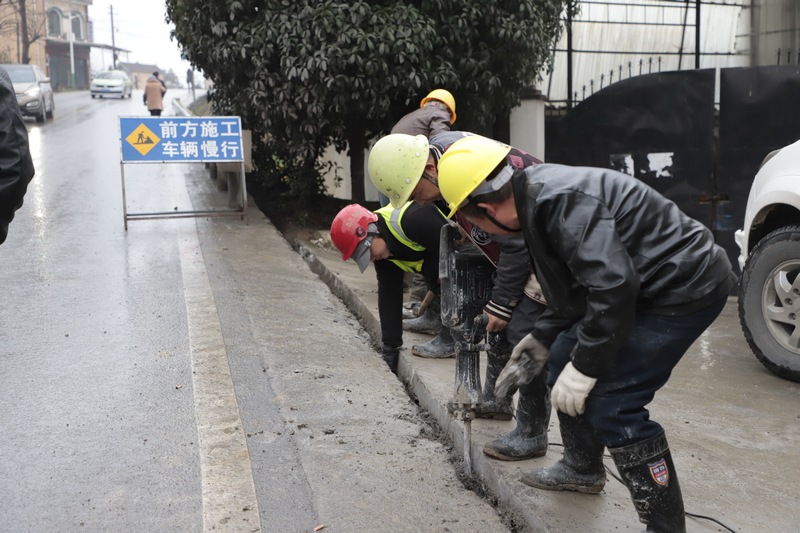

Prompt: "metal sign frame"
[118,116,247,229]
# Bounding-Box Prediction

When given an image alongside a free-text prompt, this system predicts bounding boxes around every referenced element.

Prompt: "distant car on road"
[0,63,54,123]
[90,70,132,99]
[735,139,800,382]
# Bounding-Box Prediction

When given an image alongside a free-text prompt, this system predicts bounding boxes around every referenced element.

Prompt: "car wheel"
[46,97,54,119]
[738,225,800,382]
[35,99,45,123]
[91,94,96,99]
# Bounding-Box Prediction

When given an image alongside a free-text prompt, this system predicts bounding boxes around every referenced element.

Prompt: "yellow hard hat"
[368,134,429,209]
[437,136,512,217]
[420,89,456,124]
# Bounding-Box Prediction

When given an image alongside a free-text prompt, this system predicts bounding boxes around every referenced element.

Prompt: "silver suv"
[735,139,800,382]
[0,63,54,123]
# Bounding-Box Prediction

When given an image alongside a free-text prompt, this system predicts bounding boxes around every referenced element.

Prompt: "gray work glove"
[495,333,549,399]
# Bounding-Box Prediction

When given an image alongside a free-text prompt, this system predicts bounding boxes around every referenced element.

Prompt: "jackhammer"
[439,224,494,476]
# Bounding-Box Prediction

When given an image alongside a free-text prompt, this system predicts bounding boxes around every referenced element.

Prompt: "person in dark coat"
[437,135,735,533]
[0,66,35,245]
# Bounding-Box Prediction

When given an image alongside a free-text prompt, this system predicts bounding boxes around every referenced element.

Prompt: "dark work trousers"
[546,295,728,448]
[506,295,547,346]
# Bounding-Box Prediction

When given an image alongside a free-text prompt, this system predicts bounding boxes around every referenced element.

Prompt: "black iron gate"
[545,66,800,277]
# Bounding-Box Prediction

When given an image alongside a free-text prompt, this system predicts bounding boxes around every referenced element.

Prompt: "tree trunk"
[492,111,511,144]
[348,126,366,203]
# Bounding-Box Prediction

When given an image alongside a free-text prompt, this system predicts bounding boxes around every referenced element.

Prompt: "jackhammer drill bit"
[449,315,488,476]
[439,223,494,476]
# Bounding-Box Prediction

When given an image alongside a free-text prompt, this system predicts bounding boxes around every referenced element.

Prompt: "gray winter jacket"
[391,105,451,138]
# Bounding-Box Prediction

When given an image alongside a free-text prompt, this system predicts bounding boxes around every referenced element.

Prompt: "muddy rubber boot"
[475,337,513,420]
[381,345,400,374]
[403,295,441,335]
[483,370,551,460]
[520,412,606,494]
[411,327,455,359]
[610,432,686,533]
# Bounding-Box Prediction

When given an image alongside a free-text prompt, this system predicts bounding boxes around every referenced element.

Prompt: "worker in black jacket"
[0,66,34,245]
[437,135,734,533]
[368,131,550,459]
[330,202,450,373]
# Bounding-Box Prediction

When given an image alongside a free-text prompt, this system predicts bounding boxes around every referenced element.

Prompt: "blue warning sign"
[119,116,243,163]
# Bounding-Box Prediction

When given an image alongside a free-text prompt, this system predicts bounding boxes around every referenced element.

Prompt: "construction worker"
[436,135,734,533]
[367,132,551,459]
[381,89,457,310]
[391,88,456,138]
[330,202,451,374]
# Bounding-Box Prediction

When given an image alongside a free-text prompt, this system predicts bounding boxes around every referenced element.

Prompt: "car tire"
[46,97,54,119]
[35,99,45,123]
[738,225,800,382]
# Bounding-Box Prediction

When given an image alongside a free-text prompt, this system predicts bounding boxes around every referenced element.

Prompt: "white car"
[735,139,800,382]
[90,70,132,99]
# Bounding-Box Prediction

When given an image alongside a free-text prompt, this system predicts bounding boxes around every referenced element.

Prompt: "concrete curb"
[294,239,547,532]
[295,242,382,350]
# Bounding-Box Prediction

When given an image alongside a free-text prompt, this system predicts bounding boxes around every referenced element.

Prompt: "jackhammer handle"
[473,314,488,329]
[415,290,436,317]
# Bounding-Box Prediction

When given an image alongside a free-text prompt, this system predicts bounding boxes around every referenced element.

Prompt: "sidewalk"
[293,235,800,533]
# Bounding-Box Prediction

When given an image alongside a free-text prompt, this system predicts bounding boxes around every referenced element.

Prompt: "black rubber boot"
[403,295,441,335]
[609,432,686,533]
[475,336,513,420]
[411,327,455,359]
[381,345,400,374]
[483,370,550,459]
[520,412,606,494]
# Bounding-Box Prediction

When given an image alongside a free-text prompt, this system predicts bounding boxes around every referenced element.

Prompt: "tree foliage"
[166,0,568,204]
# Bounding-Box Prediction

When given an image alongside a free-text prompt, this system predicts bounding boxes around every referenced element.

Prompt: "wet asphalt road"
[2,89,799,533]
[0,91,507,532]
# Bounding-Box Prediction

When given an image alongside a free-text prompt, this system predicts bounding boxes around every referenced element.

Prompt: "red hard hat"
[330,204,378,261]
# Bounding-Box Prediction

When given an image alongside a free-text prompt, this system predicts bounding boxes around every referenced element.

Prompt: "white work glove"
[551,362,597,417]
[495,333,549,399]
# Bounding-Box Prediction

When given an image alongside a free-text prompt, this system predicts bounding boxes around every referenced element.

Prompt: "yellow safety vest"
[375,202,426,273]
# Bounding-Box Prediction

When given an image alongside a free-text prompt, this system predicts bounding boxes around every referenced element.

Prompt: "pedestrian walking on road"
[437,135,735,533]
[330,202,451,373]
[144,71,167,117]
[0,66,34,245]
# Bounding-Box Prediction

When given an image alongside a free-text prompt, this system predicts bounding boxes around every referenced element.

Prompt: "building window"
[47,8,63,38]
[71,12,84,41]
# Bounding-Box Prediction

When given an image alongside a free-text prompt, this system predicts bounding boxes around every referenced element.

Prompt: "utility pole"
[69,1,75,88]
[110,5,117,69]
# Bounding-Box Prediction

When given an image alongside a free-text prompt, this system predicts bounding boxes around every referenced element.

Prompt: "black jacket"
[514,164,734,378]
[374,202,447,349]
[0,67,34,245]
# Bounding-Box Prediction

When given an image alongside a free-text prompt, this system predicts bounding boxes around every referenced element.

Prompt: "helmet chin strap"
[482,209,521,233]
